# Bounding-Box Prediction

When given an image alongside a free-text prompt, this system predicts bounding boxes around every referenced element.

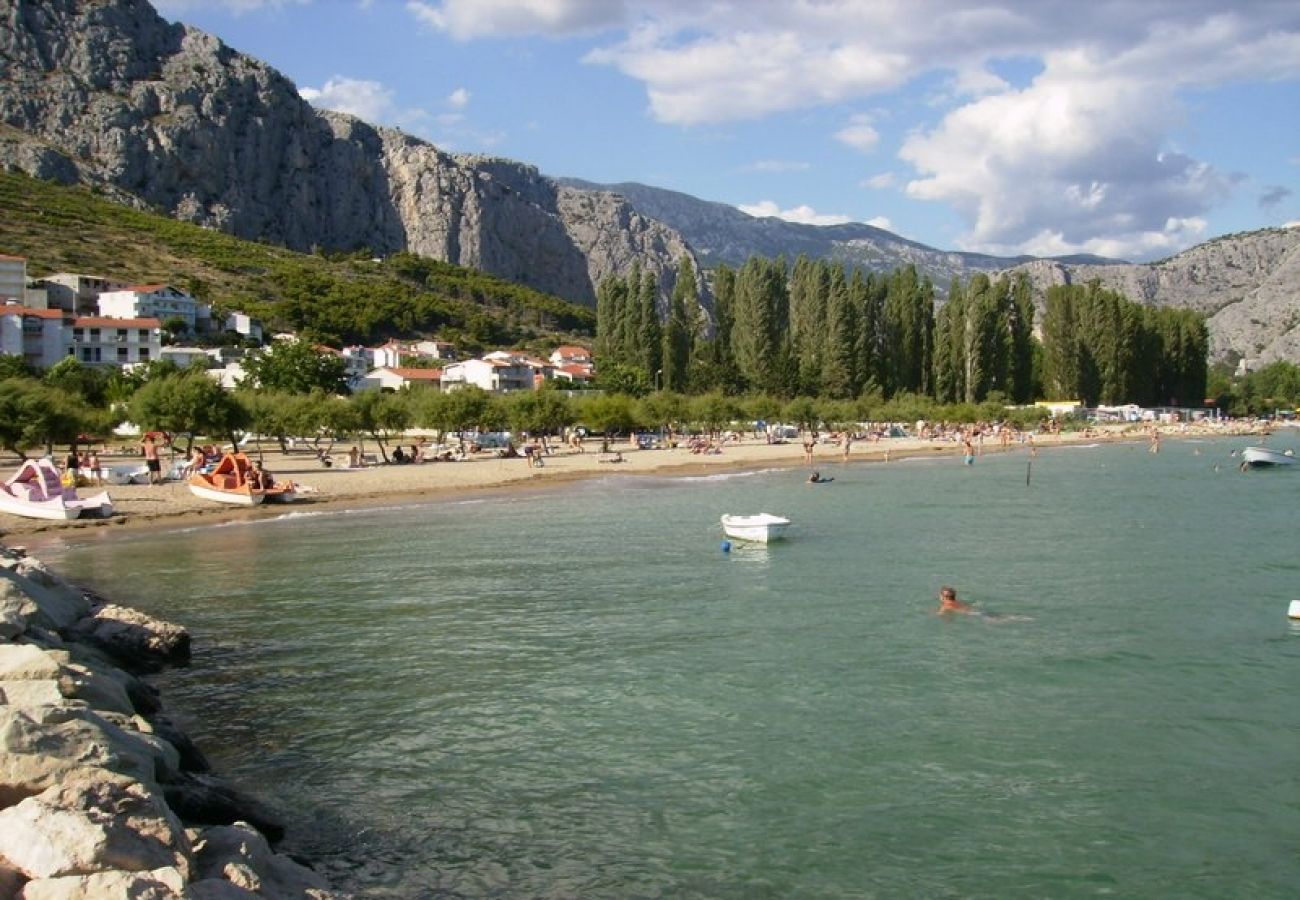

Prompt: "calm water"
[29,439,1300,898]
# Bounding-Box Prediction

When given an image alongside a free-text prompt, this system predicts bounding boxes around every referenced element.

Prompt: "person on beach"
[187,446,206,478]
[86,450,101,485]
[937,585,973,615]
[841,433,852,462]
[348,446,361,468]
[62,445,80,484]
[141,434,162,484]
[803,437,815,465]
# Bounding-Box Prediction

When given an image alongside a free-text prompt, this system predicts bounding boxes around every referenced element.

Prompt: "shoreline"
[0,422,1270,542]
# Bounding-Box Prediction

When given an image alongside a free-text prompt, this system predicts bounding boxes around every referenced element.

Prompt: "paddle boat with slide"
[0,457,113,521]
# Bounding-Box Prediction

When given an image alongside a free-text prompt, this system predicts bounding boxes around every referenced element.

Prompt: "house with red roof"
[361,366,444,391]
[97,284,211,333]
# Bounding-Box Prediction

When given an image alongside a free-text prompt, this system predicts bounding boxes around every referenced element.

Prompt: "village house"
[0,255,28,303]
[97,284,211,333]
[0,306,66,368]
[68,316,163,367]
[549,345,592,367]
[34,272,128,315]
[0,305,163,369]
[360,366,444,391]
[441,356,533,393]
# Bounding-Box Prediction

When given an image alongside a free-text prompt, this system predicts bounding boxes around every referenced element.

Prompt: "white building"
[38,272,128,314]
[360,366,444,391]
[0,255,27,303]
[69,316,162,367]
[0,306,67,369]
[97,284,210,332]
[549,345,592,367]
[441,357,533,393]
[412,339,456,360]
[222,311,263,343]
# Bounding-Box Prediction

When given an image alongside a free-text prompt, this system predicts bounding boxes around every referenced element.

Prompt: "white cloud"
[834,114,879,153]
[399,1,1300,257]
[447,87,471,108]
[862,172,895,190]
[739,201,852,227]
[300,76,429,131]
[866,216,893,231]
[407,0,626,39]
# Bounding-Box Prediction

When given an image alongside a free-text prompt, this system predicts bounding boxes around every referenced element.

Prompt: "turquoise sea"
[28,438,1300,898]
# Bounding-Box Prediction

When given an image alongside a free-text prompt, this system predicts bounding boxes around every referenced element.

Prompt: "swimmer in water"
[937,585,972,615]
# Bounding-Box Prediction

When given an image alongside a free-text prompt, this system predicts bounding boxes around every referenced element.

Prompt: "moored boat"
[721,513,791,543]
[0,457,113,521]
[188,452,266,506]
[1241,446,1296,467]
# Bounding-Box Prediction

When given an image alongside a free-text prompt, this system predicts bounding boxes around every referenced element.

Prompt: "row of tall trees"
[595,255,1208,409]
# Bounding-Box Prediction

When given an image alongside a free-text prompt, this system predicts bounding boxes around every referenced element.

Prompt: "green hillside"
[0,170,595,350]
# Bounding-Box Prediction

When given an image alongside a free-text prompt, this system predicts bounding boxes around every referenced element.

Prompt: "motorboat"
[188,451,266,506]
[1241,446,1296,467]
[721,513,791,543]
[0,457,113,521]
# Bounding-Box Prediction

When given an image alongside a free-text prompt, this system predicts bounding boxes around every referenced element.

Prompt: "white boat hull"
[1242,446,1296,467]
[0,493,81,520]
[188,482,265,506]
[721,513,791,543]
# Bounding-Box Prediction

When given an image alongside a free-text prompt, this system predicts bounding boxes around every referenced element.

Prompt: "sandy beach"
[0,422,1265,539]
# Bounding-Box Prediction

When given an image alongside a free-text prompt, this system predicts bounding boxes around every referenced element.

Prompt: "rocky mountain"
[0,0,694,307]
[565,179,1299,367]
[1000,228,1300,367]
[1,0,1295,365]
[559,178,1117,286]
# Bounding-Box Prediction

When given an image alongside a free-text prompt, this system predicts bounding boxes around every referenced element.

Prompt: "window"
[138,347,150,360]
[117,347,128,360]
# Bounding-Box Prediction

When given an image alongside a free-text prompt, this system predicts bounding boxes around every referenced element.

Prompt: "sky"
[151,0,1300,263]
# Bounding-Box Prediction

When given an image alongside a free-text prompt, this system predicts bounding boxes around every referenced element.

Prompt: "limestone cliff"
[1001,228,1300,367]
[0,0,695,307]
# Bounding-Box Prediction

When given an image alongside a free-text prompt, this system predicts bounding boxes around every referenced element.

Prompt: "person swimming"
[808,471,833,484]
[937,585,972,614]
[936,585,1032,622]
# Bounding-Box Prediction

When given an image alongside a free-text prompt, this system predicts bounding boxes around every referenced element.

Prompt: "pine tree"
[820,264,857,399]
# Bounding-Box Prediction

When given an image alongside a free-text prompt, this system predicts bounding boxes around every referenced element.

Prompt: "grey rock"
[19,865,186,899]
[0,0,696,307]
[1000,228,1300,367]
[66,603,190,671]
[0,770,192,880]
[192,821,343,899]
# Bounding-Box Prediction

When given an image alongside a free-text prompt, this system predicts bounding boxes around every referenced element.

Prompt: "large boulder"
[0,705,180,805]
[1,559,91,630]
[66,604,190,671]
[0,770,192,880]
[192,821,340,899]
[20,865,186,899]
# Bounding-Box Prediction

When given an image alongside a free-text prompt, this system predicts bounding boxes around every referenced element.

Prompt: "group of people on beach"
[60,446,103,486]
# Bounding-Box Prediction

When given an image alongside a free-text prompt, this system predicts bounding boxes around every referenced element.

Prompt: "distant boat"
[721,513,791,544]
[188,451,266,506]
[0,457,113,521]
[1241,446,1296,467]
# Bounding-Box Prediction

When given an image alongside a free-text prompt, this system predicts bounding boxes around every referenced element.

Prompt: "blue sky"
[154,0,1300,262]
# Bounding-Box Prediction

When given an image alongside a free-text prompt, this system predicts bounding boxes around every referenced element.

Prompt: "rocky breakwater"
[0,545,348,898]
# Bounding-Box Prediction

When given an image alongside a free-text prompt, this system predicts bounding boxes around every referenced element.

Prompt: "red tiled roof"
[0,254,27,262]
[0,306,65,319]
[554,345,590,356]
[388,367,443,380]
[73,316,162,328]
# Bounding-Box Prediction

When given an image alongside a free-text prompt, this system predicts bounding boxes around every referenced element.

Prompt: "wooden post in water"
[1026,460,1032,486]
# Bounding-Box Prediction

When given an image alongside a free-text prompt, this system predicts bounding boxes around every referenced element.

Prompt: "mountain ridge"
[1,0,1296,365]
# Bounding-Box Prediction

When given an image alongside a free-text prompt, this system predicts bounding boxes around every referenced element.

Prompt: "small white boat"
[721,513,791,543]
[0,457,113,521]
[1241,446,1296,467]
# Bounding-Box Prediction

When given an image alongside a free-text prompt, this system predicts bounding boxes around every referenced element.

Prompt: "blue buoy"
[721,540,732,553]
